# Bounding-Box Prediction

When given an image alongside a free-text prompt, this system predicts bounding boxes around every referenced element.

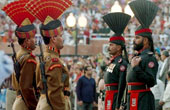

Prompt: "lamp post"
[111,1,122,13]
[66,13,87,56]
[124,3,134,17]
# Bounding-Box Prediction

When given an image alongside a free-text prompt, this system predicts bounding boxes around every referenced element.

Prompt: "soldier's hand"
[115,108,119,110]
[93,101,97,107]
[159,101,165,106]
[119,106,125,110]
[131,56,141,67]
[78,101,83,106]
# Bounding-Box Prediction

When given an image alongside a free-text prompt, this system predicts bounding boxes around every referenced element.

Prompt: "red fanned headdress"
[25,0,72,38]
[2,0,36,39]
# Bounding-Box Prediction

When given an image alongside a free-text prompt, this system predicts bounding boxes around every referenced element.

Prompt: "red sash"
[105,90,118,110]
[128,82,151,110]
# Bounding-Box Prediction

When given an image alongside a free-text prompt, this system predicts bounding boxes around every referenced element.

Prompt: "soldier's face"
[54,33,64,49]
[133,36,144,51]
[26,37,36,50]
[108,43,120,55]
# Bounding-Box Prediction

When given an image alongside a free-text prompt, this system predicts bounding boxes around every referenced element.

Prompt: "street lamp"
[111,1,122,13]
[124,4,134,17]
[66,13,87,56]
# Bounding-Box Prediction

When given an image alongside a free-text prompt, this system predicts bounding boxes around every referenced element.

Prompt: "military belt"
[105,86,118,91]
[127,82,149,91]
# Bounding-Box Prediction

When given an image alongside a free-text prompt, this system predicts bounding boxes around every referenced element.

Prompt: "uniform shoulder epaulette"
[49,64,62,71]
[27,59,37,65]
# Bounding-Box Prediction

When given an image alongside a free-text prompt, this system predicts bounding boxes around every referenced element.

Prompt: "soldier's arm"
[46,61,66,110]
[116,64,127,109]
[63,66,70,92]
[133,57,158,87]
[19,55,37,110]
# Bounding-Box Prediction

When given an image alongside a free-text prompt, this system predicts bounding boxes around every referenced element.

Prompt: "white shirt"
[157,60,163,79]
[151,79,164,100]
[159,58,168,77]
[0,51,13,85]
[163,81,170,109]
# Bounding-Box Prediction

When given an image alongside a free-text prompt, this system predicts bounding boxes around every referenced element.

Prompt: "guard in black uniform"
[103,12,131,110]
[126,0,159,110]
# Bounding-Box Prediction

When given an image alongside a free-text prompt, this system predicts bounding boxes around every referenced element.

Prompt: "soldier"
[126,0,159,110]
[24,0,72,110]
[2,0,38,110]
[103,12,131,110]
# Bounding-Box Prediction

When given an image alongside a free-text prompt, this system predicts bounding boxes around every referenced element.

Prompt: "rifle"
[10,42,20,82]
[10,42,26,103]
[38,41,53,109]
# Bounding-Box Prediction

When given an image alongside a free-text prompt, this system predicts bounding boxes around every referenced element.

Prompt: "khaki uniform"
[12,48,38,110]
[6,88,16,110]
[36,47,70,110]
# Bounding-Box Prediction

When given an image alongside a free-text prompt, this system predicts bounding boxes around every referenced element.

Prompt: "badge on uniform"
[148,61,154,68]
[45,56,51,61]
[132,98,136,106]
[120,65,126,72]
[107,100,111,109]
[52,58,58,62]
[107,64,116,73]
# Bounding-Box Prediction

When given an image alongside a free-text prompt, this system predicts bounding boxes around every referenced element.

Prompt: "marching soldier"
[103,12,131,110]
[25,0,72,110]
[2,0,38,110]
[126,0,159,110]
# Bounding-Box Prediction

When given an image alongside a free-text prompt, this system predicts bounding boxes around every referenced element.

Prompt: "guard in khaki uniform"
[103,13,131,110]
[25,0,72,110]
[2,0,38,110]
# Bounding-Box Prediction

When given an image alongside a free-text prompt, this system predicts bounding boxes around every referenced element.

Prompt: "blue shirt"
[76,75,96,103]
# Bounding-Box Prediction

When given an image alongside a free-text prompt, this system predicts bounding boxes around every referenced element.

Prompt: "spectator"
[159,71,170,110]
[159,50,170,83]
[76,65,96,110]
[151,79,165,110]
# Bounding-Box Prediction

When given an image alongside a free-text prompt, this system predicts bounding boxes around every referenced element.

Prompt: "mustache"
[133,41,136,45]
[108,48,111,52]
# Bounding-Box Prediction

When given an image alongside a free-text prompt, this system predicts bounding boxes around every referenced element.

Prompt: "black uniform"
[104,55,128,109]
[126,49,158,110]
[102,12,131,110]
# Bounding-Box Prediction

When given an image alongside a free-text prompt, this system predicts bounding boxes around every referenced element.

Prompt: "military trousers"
[163,108,170,110]
[6,89,16,110]
[12,96,28,110]
[36,95,52,110]
[65,96,71,110]
[36,94,70,110]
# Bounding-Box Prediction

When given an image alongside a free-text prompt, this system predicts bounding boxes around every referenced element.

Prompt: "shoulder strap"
[18,53,29,64]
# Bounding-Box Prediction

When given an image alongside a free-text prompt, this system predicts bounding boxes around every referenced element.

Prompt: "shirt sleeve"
[163,84,170,102]
[116,64,127,108]
[76,78,82,101]
[19,55,37,110]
